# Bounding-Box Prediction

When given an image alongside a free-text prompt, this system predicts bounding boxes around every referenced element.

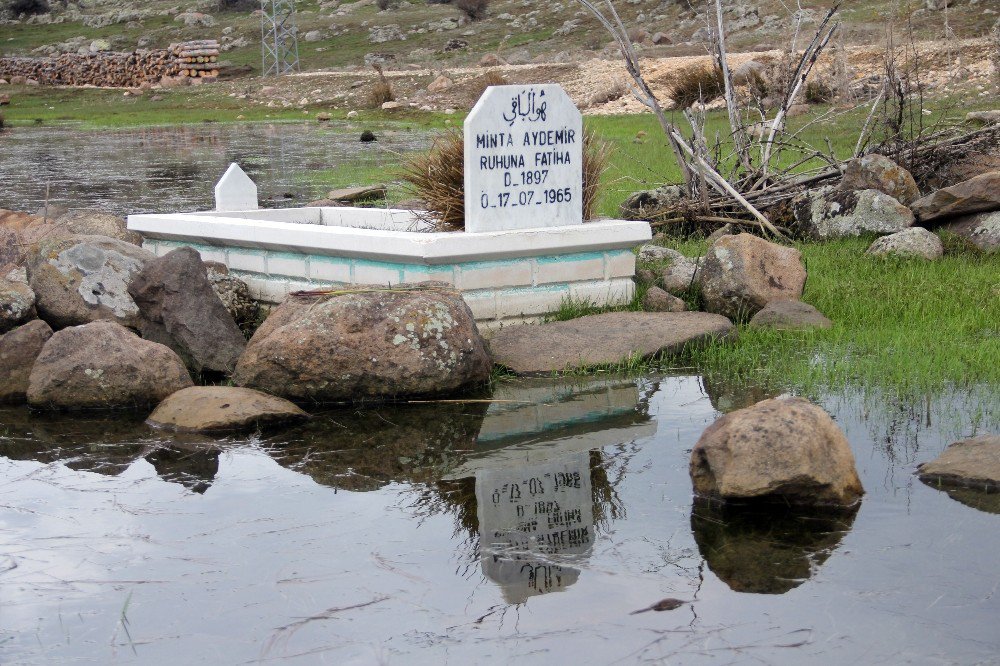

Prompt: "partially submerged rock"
[866,227,943,260]
[128,247,246,374]
[911,171,1000,224]
[234,286,491,402]
[748,300,832,330]
[489,311,733,375]
[918,434,1000,493]
[0,320,52,404]
[26,234,154,329]
[0,276,36,333]
[792,187,914,239]
[27,321,193,410]
[697,233,806,321]
[147,386,309,433]
[840,154,920,205]
[689,396,864,506]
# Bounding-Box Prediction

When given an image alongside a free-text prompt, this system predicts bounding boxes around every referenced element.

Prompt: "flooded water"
[0,123,433,216]
[1,376,997,664]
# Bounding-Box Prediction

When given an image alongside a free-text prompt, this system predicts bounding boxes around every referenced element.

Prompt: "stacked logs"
[169,40,222,79]
[0,41,225,87]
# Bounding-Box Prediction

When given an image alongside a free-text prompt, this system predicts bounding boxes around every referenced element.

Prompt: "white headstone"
[476,452,593,603]
[464,84,583,233]
[214,163,258,211]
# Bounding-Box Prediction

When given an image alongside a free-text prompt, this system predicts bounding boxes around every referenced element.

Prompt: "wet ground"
[0,123,432,216]
[1,375,997,664]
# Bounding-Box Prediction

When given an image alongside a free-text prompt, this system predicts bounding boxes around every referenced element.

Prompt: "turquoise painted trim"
[534,250,606,265]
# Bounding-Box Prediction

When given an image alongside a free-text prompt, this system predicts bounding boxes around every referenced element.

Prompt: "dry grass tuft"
[367,65,395,109]
[401,129,612,231]
[669,65,724,109]
[467,69,509,106]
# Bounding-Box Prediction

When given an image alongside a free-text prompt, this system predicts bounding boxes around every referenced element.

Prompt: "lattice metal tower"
[260,0,300,76]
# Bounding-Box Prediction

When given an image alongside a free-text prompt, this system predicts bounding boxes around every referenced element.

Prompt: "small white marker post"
[214,163,259,211]
[464,84,583,233]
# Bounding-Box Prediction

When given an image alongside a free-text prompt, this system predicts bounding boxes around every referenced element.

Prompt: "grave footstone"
[214,163,258,211]
[464,84,583,232]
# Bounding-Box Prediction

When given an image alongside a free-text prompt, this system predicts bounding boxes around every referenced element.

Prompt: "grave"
[127,84,651,330]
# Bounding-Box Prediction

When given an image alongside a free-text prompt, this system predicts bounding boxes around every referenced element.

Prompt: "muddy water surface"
[1,376,998,664]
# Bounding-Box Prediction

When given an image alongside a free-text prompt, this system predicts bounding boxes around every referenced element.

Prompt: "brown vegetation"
[367,64,395,108]
[668,65,724,109]
[455,0,489,21]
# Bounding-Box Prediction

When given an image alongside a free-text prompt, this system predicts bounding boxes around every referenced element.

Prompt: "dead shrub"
[5,0,48,16]
[669,65,724,109]
[216,0,256,11]
[456,0,488,21]
[467,69,508,105]
[400,130,611,231]
[804,79,834,104]
[367,65,395,108]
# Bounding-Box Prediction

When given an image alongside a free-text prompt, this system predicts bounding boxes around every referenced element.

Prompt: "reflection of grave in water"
[441,377,656,603]
[919,479,1000,515]
[691,498,859,595]
[144,445,221,494]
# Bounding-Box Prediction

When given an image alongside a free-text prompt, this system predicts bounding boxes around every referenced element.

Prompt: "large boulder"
[792,187,914,238]
[940,211,1000,253]
[0,320,53,404]
[27,321,193,409]
[0,276,36,333]
[747,300,832,330]
[26,234,154,329]
[918,435,999,492]
[233,287,491,402]
[696,234,806,321]
[866,227,943,260]
[911,172,1000,224]
[690,395,864,506]
[147,386,309,433]
[128,247,246,375]
[840,154,920,205]
[489,311,733,375]
[53,210,142,245]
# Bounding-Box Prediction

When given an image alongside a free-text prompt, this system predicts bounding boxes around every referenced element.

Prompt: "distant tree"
[456,0,487,20]
[216,0,257,11]
[6,0,50,16]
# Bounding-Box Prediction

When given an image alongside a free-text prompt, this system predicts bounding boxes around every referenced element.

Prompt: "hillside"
[1,0,997,75]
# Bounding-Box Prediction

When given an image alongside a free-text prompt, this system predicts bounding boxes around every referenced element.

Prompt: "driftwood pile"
[0,41,224,87]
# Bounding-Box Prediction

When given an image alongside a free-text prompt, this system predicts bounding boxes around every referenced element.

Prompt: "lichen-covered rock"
[0,276,36,333]
[26,234,154,329]
[748,300,832,330]
[205,262,258,327]
[840,154,920,205]
[27,321,192,409]
[128,247,246,375]
[53,210,142,245]
[147,386,309,433]
[697,234,806,321]
[621,185,685,219]
[911,172,1000,223]
[641,286,686,312]
[0,320,52,404]
[233,287,491,402]
[792,187,914,239]
[866,227,943,260]
[940,211,1000,253]
[690,395,864,506]
[637,245,698,294]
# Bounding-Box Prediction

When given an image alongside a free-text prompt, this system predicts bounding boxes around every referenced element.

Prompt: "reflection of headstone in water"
[476,452,594,604]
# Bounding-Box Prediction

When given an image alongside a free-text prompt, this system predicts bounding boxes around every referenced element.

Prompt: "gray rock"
[642,286,686,312]
[918,434,999,492]
[966,110,1000,124]
[303,30,325,42]
[911,172,1000,224]
[866,227,943,259]
[660,255,698,295]
[637,243,682,263]
[54,210,142,245]
[840,154,920,205]
[748,300,832,330]
[26,234,154,329]
[205,263,258,327]
[128,247,246,375]
[690,395,864,506]
[792,187,914,239]
[697,233,806,321]
[940,211,1000,253]
[326,184,387,202]
[147,386,309,433]
[621,185,685,219]
[0,276,36,333]
[234,287,491,402]
[27,321,192,409]
[0,320,52,404]
[489,311,733,375]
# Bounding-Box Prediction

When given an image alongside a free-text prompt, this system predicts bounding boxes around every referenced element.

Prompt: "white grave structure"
[464,84,582,232]
[127,84,651,330]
